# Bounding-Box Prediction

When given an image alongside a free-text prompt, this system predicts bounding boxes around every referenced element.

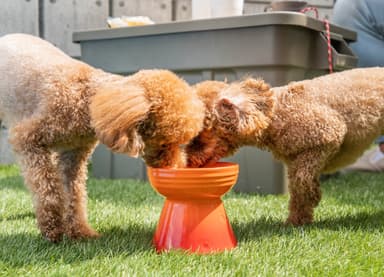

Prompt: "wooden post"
[42,0,109,57]
[0,0,39,36]
[111,0,172,23]
[174,0,191,21]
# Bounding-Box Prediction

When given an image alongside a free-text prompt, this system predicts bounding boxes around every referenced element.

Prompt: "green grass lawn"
[0,164,383,276]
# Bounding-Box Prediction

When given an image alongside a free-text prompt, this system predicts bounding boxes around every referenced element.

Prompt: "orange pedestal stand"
[147,162,239,254]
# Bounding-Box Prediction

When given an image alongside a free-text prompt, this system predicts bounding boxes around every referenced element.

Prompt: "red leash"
[300,7,333,73]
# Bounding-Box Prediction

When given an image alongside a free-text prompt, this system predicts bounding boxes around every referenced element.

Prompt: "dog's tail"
[90,83,149,157]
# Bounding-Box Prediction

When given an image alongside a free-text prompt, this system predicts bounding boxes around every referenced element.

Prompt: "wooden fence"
[0,0,334,57]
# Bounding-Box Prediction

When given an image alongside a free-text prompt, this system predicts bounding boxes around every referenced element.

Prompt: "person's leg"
[333,0,384,172]
[332,0,384,67]
[376,136,384,153]
[376,136,384,144]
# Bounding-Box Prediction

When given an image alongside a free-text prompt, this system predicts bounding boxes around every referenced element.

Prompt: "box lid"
[73,12,356,43]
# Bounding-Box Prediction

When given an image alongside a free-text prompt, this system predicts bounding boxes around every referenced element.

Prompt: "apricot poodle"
[0,34,204,242]
[187,68,384,226]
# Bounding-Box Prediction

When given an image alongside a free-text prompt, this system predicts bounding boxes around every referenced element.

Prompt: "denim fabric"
[332,0,384,67]
[333,0,384,144]
[376,136,384,144]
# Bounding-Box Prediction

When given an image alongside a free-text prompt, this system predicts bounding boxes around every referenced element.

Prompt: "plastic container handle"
[321,32,358,70]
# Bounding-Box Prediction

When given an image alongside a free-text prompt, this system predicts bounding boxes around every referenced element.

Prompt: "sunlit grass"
[0,164,383,276]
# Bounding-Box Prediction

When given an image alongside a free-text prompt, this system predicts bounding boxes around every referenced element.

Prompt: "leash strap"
[300,7,333,73]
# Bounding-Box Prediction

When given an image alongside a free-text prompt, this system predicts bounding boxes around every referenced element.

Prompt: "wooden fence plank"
[111,0,172,23]
[245,0,333,7]
[304,0,334,7]
[244,2,267,14]
[43,0,109,57]
[244,1,333,19]
[0,0,39,36]
[174,0,192,21]
[176,0,334,20]
[317,7,333,20]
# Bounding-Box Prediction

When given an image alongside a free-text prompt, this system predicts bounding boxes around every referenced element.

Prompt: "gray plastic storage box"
[74,12,357,194]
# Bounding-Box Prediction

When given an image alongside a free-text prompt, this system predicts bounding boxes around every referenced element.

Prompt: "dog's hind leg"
[10,127,66,242]
[56,144,99,240]
[285,149,328,226]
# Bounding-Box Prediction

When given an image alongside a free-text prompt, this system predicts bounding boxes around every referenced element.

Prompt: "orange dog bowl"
[147,162,239,254]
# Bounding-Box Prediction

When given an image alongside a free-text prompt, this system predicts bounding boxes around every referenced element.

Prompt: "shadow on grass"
[0,174,161,207]
[1,168,383,265]
[1,207,383,268]
[313,210,384,231]
[0,176,25,191]
[0,211,35,221]
[233,210,384,242]
[0,224,155,268]
[87,179,161,207]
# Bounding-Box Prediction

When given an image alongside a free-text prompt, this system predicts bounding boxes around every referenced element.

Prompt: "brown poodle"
[187,78,273,167]
[187,68,384,226]
[0,33,204,242]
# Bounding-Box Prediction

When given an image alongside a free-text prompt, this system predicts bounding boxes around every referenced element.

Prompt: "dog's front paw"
[66,225,100,240]
[41,228,64,243]
[38,218,64,243]
[285,213,314,226]
[43,233,63,243]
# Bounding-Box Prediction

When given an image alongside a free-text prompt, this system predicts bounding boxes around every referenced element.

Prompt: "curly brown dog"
[187,68,384,226]
[0,34,204,242]
[187,78,274,167]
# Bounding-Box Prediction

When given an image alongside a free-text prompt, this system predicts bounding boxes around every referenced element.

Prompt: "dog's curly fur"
[186,78,274,167]
[0,34,204,242]
[187,68,384,226]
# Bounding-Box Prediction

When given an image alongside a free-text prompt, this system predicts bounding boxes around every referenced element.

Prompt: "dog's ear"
[241,78,275,118]
[214,98,241,139]
[90,84,150,156]
[216,98,240,127]
[215,78,275,141]
[242,78,271,92]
